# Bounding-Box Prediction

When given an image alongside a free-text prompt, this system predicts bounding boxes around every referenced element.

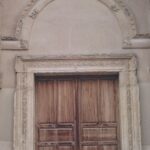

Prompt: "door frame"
[14,54,142,150]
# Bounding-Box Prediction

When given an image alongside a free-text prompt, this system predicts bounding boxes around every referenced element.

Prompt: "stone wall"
[0,0,150,149]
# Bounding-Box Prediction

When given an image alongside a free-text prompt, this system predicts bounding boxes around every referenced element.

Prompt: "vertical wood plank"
[36,80,56,123]
[57,80,76,123]
[99,80,116,122]
[79,79,98,123]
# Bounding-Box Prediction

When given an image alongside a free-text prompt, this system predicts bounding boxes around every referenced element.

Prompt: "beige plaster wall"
[126,0,150,33]
[1,0,30,36]
[0,0,150,150]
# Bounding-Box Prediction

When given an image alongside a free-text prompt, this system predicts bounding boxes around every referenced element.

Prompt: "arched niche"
[29,0,123,53]
[14,0,137,49]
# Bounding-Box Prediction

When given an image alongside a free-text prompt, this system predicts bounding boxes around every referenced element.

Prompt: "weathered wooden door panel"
[78,78,118,150]
[79,79,99,123]
[99,80,117,122]
[36,80,57,123]
[57,80,76,123]
[36,79,76,150]
[35,76,119,150]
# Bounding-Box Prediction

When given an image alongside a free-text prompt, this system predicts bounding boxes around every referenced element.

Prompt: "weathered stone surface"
[0,0,150,150]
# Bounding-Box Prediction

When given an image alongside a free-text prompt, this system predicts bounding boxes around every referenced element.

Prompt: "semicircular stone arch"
[15,0,137,49]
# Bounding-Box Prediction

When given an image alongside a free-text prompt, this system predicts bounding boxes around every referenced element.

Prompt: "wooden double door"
[35,75,119,150]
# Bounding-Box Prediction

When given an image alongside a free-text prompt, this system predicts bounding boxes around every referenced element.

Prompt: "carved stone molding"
[123,34,150,49]
[1,37,28,50]
[14,54,142,150]
[16,0,55,40]
[99,0,137,40]
[123,38,150,49]
[1,0,54,50]
[1,0,150,50]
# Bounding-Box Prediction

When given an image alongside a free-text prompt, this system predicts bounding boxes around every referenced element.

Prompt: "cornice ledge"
[123,34,150,49]
[15,54,136,73]
[1,37,28,50]
[16,54,136,61]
